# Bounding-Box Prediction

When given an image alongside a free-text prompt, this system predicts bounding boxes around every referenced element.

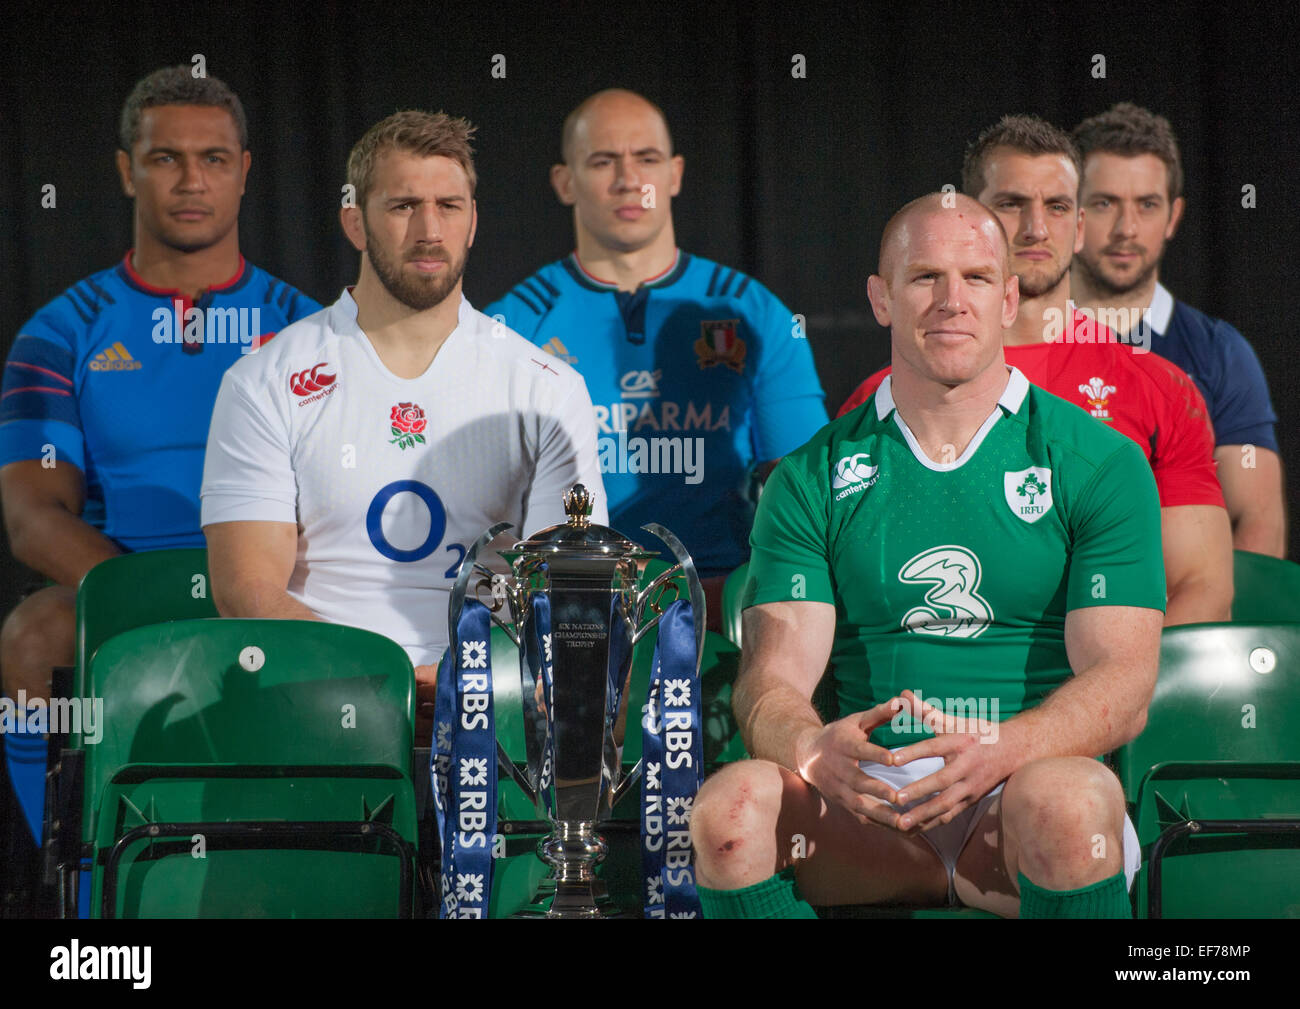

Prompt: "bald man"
[688,194,1164,918]
[485,90,827,624]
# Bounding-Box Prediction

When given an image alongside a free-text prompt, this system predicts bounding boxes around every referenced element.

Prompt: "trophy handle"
[448,521,515,642]
[496,740,539,804]
[612,524,706,808]
[448,522,541,807]
[636,523,706,677]
[612,755,643,808]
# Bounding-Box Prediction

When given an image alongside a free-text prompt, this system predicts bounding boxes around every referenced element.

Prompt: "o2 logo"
[366,480,466,577]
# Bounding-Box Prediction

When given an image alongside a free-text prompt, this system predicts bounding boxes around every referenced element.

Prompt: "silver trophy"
[448,483,705,918]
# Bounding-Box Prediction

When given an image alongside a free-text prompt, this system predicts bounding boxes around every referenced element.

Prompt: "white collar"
[874,365,1030,421]
[336,287,472,324]
[1142,282,1175,335]
[335,289,472,380]
[875,366,1030,472]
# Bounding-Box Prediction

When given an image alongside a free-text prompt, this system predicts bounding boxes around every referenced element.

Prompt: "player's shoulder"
[774,396,882,484]
[681,252,782,311]
[1167,296,1254,356]
[485,260,572,320]
[1111,339,1213,434]
[461,300,587,392]
[15,260,130,350]
[1023,380,1145,472]
[239,262,321,320]
[218,295,340,392]
[1122,342,1200,393]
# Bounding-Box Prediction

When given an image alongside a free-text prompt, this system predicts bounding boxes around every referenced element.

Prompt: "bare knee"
[690,760,786,889]
[1,586,76,700]
[1002,756,1125,890]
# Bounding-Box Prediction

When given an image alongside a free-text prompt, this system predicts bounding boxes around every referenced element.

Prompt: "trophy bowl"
[437,483,705,918]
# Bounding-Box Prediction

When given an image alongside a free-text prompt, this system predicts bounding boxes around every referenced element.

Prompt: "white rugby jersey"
[201,289,606,666]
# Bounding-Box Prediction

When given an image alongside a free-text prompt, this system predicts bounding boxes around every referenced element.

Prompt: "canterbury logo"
[831,452,877,489]
[89,342,142,372]
[290,363,336,396]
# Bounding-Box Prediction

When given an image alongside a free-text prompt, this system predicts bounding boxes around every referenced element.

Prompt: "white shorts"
[860,752,1141,906]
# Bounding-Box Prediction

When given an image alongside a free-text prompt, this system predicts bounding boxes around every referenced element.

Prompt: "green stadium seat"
[1115,623,1300,917]
[60,618,417,918]
[75,549,219,691]
[1231,550,1300,623]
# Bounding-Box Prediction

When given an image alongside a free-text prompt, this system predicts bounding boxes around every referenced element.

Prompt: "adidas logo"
[89,342,142,371]
[542,337,577,364]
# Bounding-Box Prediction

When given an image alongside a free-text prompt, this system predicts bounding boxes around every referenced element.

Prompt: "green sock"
[698,866,819,919]
[1018,870,1131,918]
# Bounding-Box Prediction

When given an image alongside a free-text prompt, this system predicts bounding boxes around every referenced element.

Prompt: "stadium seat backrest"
[76,549,218,678]
[1116,622,1300,799]
[1231,550,1300,623]
[78,618,416,917]
[80,619,415,817]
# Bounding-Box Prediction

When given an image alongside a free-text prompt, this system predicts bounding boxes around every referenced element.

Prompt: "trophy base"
[510,823,631,918]
[513,878,631,919]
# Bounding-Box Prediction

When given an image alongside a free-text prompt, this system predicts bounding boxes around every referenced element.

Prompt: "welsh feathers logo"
[832,453,877,490]
[389,402,427,450]
[1078,376,1116,422]
[1004,467,1053,524]
[290,363,336,396]
[694,319,746,373]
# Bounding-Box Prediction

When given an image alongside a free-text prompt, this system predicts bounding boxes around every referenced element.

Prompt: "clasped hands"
[793,690,1008,834]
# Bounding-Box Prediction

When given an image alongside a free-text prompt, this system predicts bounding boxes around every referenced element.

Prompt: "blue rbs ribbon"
[522,592,554,810]
[640,599,704,918]
[431,598,497,919]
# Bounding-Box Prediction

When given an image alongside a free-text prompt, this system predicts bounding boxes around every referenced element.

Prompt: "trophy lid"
[504,483,656,560]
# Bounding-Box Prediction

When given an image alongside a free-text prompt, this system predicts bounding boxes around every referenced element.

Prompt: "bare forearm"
[214,577,320,621]
[1232,509,1287,558]
[1164,574,1232,625]
[10,506,120,586]
[734,668,824,771]
[997,665,1149,770]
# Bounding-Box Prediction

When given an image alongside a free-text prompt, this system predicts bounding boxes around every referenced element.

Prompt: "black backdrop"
[2,0,1296,607]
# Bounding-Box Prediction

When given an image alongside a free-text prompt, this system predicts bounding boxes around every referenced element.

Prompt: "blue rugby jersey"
[1142,282,1278,452]
[0,253,320,552]
[485,250,828,574]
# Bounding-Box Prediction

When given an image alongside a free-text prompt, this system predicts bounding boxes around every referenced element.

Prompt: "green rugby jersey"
[744,367,1165,746]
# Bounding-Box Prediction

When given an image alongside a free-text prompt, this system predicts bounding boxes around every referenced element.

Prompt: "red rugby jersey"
[837,309,1223,508]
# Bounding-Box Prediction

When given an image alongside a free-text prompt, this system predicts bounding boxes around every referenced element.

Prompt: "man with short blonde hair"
[201,110,606,741]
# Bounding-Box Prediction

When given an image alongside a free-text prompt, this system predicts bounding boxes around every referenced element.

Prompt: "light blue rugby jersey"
[485,250,827,574]
[0,253,320,551]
